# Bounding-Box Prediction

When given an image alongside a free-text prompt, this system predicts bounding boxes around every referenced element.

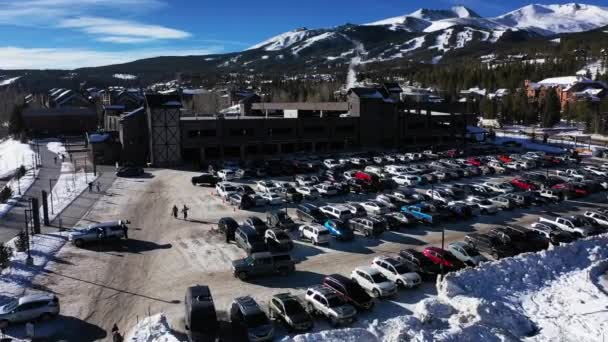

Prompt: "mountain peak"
[450,5,481,18]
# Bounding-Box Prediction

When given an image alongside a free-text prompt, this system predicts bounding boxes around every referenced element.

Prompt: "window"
[231,128,254,137]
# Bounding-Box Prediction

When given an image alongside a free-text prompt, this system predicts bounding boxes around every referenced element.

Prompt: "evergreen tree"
[541,89,561,127]
[8,104,25,135]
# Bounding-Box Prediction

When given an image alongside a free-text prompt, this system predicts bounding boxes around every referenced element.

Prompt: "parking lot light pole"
[440,227,445,280]
[49,178,56,215]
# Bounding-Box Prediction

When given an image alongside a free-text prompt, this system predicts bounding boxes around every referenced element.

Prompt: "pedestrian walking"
[172,205,178,219]
[88,182,93,192]
[121,222,128,239]
[182,205,189,220]
[96,181,101,192]
[111,323,119,334]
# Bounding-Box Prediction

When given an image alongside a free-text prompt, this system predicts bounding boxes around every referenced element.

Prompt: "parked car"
[464,233,515,259]
[371,256,421,288]
[528,222,578,245]
[116,166,144,177]
[232,252,295,280]
[68,220,129,247]
[260,192,283,206]
[320,205,354,221]
[229,296,274,342]
[268,293,313,332]
[296,187,320,200]
[465,196,498,214]
[218,217,239,242]
[322,274,374,311]
[323,220,355,241]
[0,294,60,329]
[359,201,389,215]
[216,182,238,198]
[422,247,465,272]
[217,169,237,181]
[228,194,255,210]
[398,249,442,279]
[266,211,297,230]
[447,242,486,266]
[184,285,218,342]
[489,196,516,210]
[510,178,537,191]
[235,226,268,254]
[295,203,327,223]
[191,173,219,186]
[264,229,294,251]
[350,266,397,298]
[298,224,331,245]
[349,217,386,238]
[304,287,357,326]
[275,187,303,203]
[383,212,413,230]
[343,203,367,217]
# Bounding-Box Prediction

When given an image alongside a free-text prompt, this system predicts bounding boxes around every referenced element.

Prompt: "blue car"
[324,219,355,241]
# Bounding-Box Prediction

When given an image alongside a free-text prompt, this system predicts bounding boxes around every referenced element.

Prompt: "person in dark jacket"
[172,205,178,218]
[182,205,189,220]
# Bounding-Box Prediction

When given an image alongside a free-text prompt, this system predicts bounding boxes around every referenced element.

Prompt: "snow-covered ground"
[44,161,96,222]
[125,314,180,342]
[46,141,67,156]
[114,73,138,80]
[0,167,38,218]
[0,139,36,178]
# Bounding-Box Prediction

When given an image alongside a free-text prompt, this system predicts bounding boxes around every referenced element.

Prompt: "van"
[235,226,268,254]
[320,205,353,221]
[184,285,219,342]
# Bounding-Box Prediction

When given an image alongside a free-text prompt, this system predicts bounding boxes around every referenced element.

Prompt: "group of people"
[172,205,189,220]
[88,181,102,192]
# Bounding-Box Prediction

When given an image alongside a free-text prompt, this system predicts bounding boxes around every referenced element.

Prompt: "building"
[525,76,608,110]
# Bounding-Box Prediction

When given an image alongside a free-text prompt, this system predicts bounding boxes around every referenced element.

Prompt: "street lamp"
[49,178,56,215]
[24,209,33,265]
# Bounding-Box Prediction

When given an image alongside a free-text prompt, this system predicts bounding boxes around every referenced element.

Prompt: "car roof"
[233,296,262,315]
[239,225,257,235]
[89,221,124,228]
[309,286,337,297]
[19,293,54,304]
[272,292,298,302]
[355,266,378,274]
[449,241,467,248]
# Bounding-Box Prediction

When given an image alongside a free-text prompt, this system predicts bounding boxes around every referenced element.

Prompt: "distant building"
[525,76,608,110]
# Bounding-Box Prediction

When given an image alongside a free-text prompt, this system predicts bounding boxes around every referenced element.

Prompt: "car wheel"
[396,280,404,288]
[372,289,381,298]
[0,320,8,329]
[237,272,248,280]
[74,239,84,247]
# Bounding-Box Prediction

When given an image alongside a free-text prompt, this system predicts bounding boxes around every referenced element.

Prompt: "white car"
[296,187,320,200]
[465,196,498,214]
[583,211,608,227]
[392,174,418,187]
[350,266,397,298]
[298,224,331,245]
[448,242,486,266]
[216,182,237,198]
[371,256,421,288]
[304,287,356,326]
[359,201,388,215]
[426,190,452,204]
[584,166,608,177]
[256,180,278,193]
[483,182,514,194]
[260,192,283,206]
[319,205,353,221]
[217,169,236,181]
[323,159,341,169]
[314,183,338,196]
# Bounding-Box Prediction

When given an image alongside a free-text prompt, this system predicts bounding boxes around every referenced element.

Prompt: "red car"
[422,247,465,270]
[466,157,482,166]
[510,178,537,191]
[551,183,588,197]
[498,155,512,163]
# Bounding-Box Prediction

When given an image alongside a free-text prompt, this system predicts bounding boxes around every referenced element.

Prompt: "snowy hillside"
[495,3,608,35]
[0,76,21,87]
[247,28,325,51]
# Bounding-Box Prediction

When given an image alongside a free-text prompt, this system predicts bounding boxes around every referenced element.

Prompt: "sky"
[0,0,607,70]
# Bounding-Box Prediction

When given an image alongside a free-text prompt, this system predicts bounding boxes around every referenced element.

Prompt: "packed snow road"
[27,168,608,340]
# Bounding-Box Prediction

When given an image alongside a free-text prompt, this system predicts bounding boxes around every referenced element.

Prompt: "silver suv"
[304,286,356,326]
[68,220,129,247]
[0,294,60,328]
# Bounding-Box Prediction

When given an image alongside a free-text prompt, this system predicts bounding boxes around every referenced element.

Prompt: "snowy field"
[0,167,38,218]
[43,161,96,223]
[0,139,36,178]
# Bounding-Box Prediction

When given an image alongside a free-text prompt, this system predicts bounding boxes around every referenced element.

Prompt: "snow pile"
[293,235,608,342]
[125,314,180,342]
[0,139,35,177]
[0,76,21,87]
[44,162,96,222]
[0,233,68,301]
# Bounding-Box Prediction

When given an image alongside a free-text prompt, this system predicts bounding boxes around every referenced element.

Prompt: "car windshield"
[244,312,269,327]
[283,300,303,315]
[326,296,344,308]
[318,230,330,236]
[370,273,386,283]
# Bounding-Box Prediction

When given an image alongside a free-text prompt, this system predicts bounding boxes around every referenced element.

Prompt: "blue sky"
[0,0,606,69]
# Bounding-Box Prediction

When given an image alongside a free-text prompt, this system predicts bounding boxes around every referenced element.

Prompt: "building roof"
[120,107,145,121]
[145,94,181,108]
[88,133,111,143]
[537,76,592,88]
[348,87,386,99]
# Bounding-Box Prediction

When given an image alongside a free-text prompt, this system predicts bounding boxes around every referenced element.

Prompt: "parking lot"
[27,147,608,340]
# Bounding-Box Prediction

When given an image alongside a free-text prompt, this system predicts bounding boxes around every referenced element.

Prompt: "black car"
[191,173,219,186]
[218,217,239,242]
[184,285,218,342]
[322,274,374,310]
[398,249,442,279]
[236,185,256,196]
[228,194,254,210]
[266,211,297,231]
[268,293,313,332]
[116,166,144,178]
[295,203,327,223]
[489,226,549,253]
[383,212,412,230]
[243,216,268,235]
[464,233,516,259]
[276,187,303,203]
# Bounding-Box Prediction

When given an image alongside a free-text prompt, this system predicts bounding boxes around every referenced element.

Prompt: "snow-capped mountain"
[365,6,484,32]
[494,3,608,35]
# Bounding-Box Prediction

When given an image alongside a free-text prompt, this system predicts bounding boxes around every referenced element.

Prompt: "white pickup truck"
[537,216,596,237]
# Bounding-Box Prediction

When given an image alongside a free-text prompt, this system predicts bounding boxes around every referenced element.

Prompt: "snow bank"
[44,162,96,222]
[46,141,66,156]
[292,235,608,342]
[0,167,38,218]
[0,139,35,177]
[125,314,180,342]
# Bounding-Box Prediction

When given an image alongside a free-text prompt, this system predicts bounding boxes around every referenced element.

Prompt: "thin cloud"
[0,46,223,70]
[59,17,191,42]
